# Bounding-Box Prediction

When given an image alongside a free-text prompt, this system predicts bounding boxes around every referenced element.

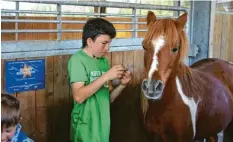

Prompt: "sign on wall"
[5,59,45,93]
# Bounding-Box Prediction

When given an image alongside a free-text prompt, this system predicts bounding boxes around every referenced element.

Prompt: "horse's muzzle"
[141,79,164,100]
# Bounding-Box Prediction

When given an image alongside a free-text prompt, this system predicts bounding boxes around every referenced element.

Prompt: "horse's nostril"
[154,81,164,92]
[141,79,148,92]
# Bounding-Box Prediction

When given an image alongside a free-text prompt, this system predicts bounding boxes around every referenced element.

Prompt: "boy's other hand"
[104,65,126,81]
[120,71,132,86]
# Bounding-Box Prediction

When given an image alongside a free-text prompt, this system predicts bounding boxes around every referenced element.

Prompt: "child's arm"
[72,75,108,103]
[72,65,125,104]
[110,71,132,102]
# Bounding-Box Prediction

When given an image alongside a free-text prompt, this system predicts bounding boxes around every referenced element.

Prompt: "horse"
[140,11,233,142]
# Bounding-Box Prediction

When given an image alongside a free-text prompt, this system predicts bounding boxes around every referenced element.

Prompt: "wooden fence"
[213,13,233,62]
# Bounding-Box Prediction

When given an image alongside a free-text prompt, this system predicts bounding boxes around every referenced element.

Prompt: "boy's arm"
[109,71,132,103]
[109,83,126,103]
[72,75,108,104]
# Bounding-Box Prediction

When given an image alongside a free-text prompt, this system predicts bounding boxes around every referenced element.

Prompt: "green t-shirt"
[68,49,110,142]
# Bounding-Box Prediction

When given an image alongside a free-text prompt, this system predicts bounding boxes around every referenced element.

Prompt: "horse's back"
[190,58,233,95]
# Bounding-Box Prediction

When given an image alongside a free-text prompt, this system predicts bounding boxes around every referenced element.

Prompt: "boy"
[68,18,132,142]
[1,94,34,142]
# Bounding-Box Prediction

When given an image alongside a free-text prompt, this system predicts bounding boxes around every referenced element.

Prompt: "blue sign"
[5,59,45,93]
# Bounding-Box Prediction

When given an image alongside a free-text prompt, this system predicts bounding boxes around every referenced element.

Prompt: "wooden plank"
[35,56,54,142]
[213,14,223,59]
[227,15,233,62]
[34,107,52,142]
[111,51,123,87]
[220,14,230,61]
[62,55,71,140]
[53,55,67,141]
[133,50,144,86]
[110,51,123,141]
[17,90,36,140]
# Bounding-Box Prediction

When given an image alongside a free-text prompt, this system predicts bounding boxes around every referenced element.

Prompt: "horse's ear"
[147,11,156,26]
[175,12,187,30]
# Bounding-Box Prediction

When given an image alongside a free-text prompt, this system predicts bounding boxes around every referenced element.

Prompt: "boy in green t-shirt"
[68,18,132,142]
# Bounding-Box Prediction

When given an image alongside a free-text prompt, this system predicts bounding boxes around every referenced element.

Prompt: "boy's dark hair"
[82,18,116,48]
[1,93,20,129]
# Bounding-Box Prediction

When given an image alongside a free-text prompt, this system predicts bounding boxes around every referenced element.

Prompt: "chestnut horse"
[140,11,233,142]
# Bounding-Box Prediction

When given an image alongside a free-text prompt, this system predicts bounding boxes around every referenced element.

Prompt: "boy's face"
[1,125,17,142]
[89,34,112,58]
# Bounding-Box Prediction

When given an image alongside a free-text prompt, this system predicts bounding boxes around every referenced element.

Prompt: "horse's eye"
[172,47,179,53]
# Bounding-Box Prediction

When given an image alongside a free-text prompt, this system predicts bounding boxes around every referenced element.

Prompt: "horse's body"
[141,11,233,142]
[144,59,233,141]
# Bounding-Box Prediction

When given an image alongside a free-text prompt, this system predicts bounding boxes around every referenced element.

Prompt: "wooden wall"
[1,16,154,142]
[213,13,233,62]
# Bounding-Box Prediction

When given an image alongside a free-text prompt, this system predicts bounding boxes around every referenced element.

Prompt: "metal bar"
[216,11,233,15]
[1,29,148,33]
[62,11,134,17]
[61,20,147,24]
[1,19,147,24]
[15,1,19,40]
[1,19,60,23]
[1,18,178,24]
[1,46,143,59]
[1,19,148,24]
[132,8,137,38]
[1,38,143,52]
[1,9,59,14]
[1,9,180,18]
[57,3,62,40]
[189,1,194,46]
[173,1,180,16]
[1,30,60,33]
[6,0,188,12]
[1,39,195,59]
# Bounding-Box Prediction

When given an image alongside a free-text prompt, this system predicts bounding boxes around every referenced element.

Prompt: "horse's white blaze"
[175,77,199,138]
[148,36,165,81]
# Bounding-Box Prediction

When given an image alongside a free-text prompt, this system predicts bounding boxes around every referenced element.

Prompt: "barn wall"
[1,16,154,142]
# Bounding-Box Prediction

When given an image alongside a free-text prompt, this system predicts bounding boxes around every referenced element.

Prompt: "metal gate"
[1,0,201,65]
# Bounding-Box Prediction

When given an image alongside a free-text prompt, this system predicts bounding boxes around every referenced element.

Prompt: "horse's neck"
[171,62,200,98]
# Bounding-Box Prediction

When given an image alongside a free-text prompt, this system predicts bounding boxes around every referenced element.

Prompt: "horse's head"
[141,11,188,100]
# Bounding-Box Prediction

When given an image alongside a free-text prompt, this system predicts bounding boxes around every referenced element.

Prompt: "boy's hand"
[104,65,126,81]
[120,71,132,86]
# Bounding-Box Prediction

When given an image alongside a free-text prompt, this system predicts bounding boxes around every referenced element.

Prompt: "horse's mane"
[144,19,188,62]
